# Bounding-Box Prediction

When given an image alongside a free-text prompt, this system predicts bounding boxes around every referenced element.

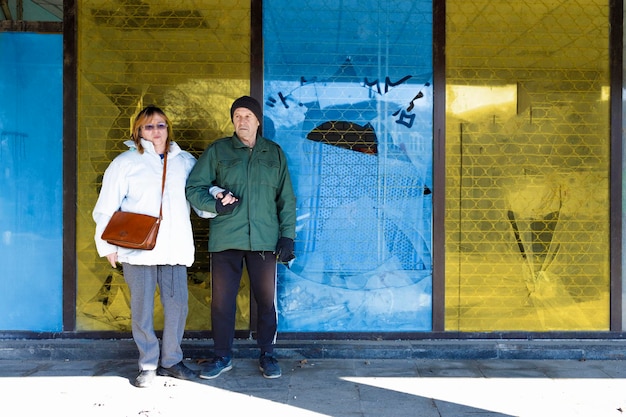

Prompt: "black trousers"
[210,250,278,357]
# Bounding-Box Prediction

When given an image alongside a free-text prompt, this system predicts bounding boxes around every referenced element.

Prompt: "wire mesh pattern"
[76,0,251,331]
[71,0,613,334]
[445,0,611,331]
[264,0,434,331]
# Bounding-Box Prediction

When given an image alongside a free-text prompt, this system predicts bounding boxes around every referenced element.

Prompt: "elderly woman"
[93,106,199,388]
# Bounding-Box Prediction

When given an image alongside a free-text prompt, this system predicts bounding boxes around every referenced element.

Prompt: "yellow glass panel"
[445,0,610,331]
[76,0,251,331]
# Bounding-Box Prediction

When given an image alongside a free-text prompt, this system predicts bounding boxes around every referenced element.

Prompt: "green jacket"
[186,133,296,252]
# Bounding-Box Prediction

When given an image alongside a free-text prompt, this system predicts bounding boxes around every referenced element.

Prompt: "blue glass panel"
[264,0,433,331]
[0,33,63,331]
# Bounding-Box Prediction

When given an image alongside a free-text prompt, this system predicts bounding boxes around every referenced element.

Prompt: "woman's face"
[140,114,168,153]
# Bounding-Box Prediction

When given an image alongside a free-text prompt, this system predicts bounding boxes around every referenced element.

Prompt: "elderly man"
[186,95,296,379]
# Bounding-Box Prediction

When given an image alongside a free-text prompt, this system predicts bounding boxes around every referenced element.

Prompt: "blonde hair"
[130,106,173,154]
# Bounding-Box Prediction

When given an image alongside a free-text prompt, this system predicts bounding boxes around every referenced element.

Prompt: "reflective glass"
[0,33,63,331]
[76,0,251,331]
[265,0,434,331]
[445,0,611,331]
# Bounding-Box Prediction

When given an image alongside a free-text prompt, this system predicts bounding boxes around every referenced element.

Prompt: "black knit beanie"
[230,95,263,123]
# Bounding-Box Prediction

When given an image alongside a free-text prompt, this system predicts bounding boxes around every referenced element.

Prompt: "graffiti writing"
[266,74,417,110]
[363,75,412,95]
[393,110,416,128]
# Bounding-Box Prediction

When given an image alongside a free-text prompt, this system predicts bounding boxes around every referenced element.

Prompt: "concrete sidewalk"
[1,355,626,416]
[0,339,626,416]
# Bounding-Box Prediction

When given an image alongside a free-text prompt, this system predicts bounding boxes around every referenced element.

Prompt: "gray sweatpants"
[122,263,189,370]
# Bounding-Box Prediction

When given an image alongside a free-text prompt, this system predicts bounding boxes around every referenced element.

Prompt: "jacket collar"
[124,139,182,157]
[231,133,267,150]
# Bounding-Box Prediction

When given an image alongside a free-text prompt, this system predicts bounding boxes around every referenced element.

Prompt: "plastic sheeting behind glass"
[264,0,434,331]
[0,33,63,331]
[445,0,611,331]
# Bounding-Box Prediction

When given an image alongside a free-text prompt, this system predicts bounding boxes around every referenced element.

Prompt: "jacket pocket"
[217,158,244,187]
[256,158,280,187]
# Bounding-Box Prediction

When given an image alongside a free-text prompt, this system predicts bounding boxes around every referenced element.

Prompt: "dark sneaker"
[259,353,281,379]
[133,369,156,388]
[199,356,232,380]
[157,361,199,380]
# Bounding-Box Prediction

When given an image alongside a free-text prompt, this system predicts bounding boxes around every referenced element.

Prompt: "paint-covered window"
[0,33,63,331]
[445,0,611,331]
[76,0,252,331]
[264,0,434,331]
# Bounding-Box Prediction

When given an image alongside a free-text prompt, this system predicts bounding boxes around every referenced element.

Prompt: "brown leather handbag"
[101,153,167,250]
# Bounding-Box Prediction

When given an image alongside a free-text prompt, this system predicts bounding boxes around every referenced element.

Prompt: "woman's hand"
[106,252,118,268]
[219,191,238,205]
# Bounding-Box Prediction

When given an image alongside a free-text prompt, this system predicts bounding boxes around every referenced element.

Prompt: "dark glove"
[275,237,295,263]
[215,189,240,215]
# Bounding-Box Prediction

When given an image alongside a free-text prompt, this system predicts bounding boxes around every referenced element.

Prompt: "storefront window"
[76,0,251,331]
[0,33,63,331]
[445,0,611,331]
[265,0,434,331]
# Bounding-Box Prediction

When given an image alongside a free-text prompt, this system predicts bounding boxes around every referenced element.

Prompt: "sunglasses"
[142,123,168,131]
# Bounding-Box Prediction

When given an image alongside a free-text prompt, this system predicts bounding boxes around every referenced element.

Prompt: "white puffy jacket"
[93,139,203,266]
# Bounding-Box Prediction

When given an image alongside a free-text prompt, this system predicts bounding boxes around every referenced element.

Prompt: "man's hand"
[216,189,240,215]
[275,237,295,263]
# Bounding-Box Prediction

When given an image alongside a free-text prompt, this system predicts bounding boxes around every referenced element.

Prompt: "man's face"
[233,107,260,145]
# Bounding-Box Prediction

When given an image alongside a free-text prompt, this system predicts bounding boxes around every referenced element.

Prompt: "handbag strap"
[158,152,167,220]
